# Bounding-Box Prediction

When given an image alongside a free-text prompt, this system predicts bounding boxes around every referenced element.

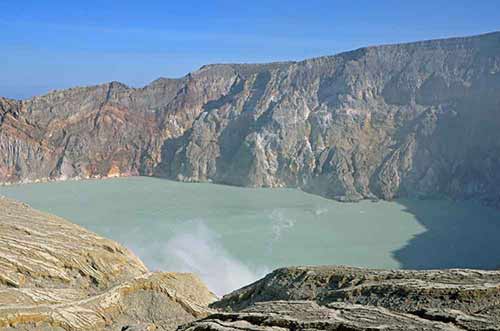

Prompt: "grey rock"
[1,32,500,206]
[206,266,500,330]
[180,301,467,330]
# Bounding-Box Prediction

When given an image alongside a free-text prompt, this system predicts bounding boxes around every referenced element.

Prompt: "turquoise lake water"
[1,176,499,295]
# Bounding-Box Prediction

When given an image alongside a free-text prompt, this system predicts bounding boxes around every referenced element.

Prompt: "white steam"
[159,220,268,296]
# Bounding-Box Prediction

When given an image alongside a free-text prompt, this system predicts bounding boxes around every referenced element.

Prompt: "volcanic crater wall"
[1,32,499,205]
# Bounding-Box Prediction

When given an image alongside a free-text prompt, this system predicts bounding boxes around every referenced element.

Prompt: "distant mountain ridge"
[1,31,499,205]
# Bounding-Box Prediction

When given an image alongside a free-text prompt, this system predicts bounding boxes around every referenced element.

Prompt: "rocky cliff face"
[1,32,500,205]
[0,197,217,331]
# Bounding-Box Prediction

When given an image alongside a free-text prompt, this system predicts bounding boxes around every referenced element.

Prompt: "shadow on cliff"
[392,198,500,270]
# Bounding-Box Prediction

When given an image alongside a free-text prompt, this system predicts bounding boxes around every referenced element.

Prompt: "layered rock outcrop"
[0,197,217,330]
[1,198,499,330]
[1,31,499,205]
[186,266,500,331]
[182,301,469,330]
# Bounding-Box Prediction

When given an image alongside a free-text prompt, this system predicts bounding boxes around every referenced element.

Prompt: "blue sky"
[1,1,499,99]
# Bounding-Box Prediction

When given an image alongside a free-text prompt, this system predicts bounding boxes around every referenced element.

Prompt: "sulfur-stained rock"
[0,197,217,330]
[0,197,148,291]
[0,272,216,331]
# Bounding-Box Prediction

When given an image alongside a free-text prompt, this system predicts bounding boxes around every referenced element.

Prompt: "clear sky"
[1,0,499,99]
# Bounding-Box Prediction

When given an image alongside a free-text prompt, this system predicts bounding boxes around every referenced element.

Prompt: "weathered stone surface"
[0,197,217,330]
[0,197,147,291]
[1,32,500,206]
[1,197,500,330]
[213,266,500,312]
[0,272,217,331]
[207,266,500,330]
[181,301,467,330]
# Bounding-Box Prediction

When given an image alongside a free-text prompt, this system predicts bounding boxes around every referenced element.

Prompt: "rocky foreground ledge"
[201,266,500,330]
[0,197,217,330]
[1,197,499,330]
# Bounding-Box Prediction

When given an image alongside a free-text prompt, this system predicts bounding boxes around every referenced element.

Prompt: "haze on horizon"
[1,0,499,100]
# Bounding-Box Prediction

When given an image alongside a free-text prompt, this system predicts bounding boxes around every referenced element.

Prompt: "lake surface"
[1,176,499,295]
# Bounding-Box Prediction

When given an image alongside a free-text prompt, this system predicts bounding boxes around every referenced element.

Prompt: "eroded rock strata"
[1,31,500,205]
[0,197,217,330]
[1,198,499,330]
[181,301,467,330]
[192,266,500,331]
